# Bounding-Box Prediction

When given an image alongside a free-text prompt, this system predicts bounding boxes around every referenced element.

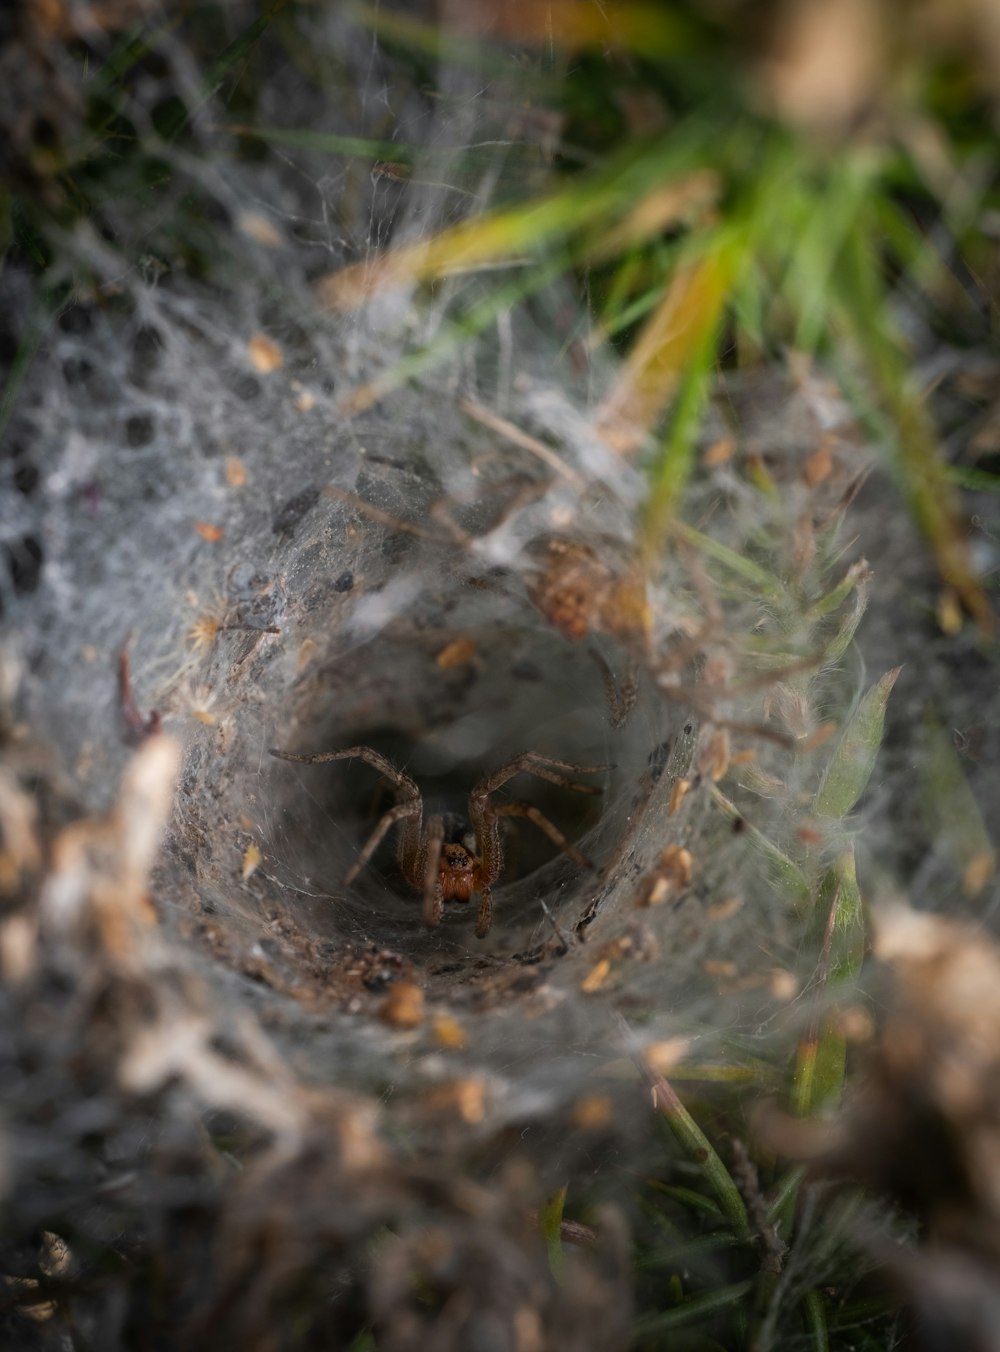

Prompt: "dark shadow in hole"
[125,412,156,448]
[264,721,615,962]
[14,461,39,496]
[6,535,43,594]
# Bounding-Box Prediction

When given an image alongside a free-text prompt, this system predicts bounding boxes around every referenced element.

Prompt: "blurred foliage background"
[5,0,1000,617]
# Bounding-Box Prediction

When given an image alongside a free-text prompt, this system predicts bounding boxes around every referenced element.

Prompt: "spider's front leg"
[469,803,503,939]
[475,885,493,940]
[269,744,427,890]
[421,814,445,928]
[467,752,609,937]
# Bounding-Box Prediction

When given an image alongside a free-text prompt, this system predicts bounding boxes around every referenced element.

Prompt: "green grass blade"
[650,1074,751,1239]
[920,710,995,890]
[801,1288,830,1352]
[632,1280,754,1336]
[637,1232,744,1270]
[672,521,783,597]
[225,124,421,163]
[814,667,900,818]
[538,1184,568,1279]
[792,850,865,1114]
[161,1,292,141]
[835,222,992,629]
[712,788,813,914]
[339,251,569,412]
[819,567,872,666]
[648,1183,725,1219]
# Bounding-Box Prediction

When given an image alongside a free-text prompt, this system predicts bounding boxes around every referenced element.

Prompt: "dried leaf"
[703,436,735,467]
[379,980,425,1028]
[706,895,742,922]
[964,851,996,898]
[432,1014,468,1050]
[247,334,284,373]
[241,843,262,880]
[937,587,963,635]
[803,440,833,486]
[644,1038,690,1075]
[584,171,719,262]
[769,969,799,1001]
[703,959,738,978]
[572,1094,614,1129]
[423,1078,487,1122]
[639,845,694,908]
[0,914,37,983]
[225,455,247,487]
[759,0,883,132]
[436,638,477,669]
[597,247,733,455]
[0,769,41,893]
[238,212,283,248]
[580,958,612,993]
[700,728,731,782]
[668,777,691,816]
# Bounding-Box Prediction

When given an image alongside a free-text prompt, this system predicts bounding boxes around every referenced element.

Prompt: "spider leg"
[472,811,504,898]
[343,799,422,885]
[269,745,420,799]
[493,801,592,869]
[421,814,445,927]
[475,886,493,939]
[475,751,610,798]
[469,753,608,897]
[270,745,426,887]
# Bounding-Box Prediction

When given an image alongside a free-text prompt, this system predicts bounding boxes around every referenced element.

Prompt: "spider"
[269,744,608,937]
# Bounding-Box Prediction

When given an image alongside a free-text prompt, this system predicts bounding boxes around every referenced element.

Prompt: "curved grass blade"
[632,1279,754,1336]
[920,710,996,894]
[792,851,865,1115]
[801,1288,830,1352]
[649,1073,751,1240]
[712,788,812,914]
[538,1184,568,1279]
[814,667,900,818]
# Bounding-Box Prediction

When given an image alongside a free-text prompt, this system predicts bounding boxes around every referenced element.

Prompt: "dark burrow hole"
[125,412,156,448]
[57,305,93,336]
[14,460,38,496]
[257,625,667,965]
[269,724,608,941]
[5,535,43,595]
[129,324,165,382]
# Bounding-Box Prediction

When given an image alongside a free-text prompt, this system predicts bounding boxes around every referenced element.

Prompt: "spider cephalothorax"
[438,841,477,903]
[269,745,607,936]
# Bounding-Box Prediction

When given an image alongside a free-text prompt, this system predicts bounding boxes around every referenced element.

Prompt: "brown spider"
[269,745,608,937]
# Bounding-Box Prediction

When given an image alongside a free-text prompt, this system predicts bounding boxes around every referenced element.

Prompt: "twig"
[322,484,444,542]
[118,635,161,745]
[460,397,585,489]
